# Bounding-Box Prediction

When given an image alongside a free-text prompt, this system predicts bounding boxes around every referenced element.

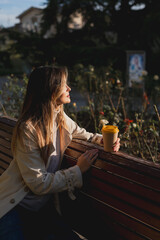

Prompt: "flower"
[89,65,94,72]
[124,118,133,125]
[143,92,150,105]
[153,75,159,81]
[117,79,121,84]
[99,119,109,126]
[137,119,144,123]
[124,118,133,132]
[141,70,148,76]
[99,111,104,115]
[132,123,137,128]
[106,81,109,85]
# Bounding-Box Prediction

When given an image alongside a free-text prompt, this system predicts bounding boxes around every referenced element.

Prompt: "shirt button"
[10,198,15,204]
[24,186,29,192]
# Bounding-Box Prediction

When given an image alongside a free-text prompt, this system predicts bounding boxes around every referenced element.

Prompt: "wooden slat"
[0,129,12,140]
[62,191,157,240]
[0,159,10,170]
[0,138,11,148]
[91,214,147,240]
[65,148,160,191]
[95,159,160,191]
[108,222,150,240]
[84,180,160,228]
[91,165,160,204]
[0,116,16,133]
[0,167,5,175]
[90,198,160,240]
[88,177,160,218]
[0,116,17,127]
[0,122,14,133]
[0,145,12,157]
[70,139,160,171]
[65,154,160,207]
[0,152,12,164]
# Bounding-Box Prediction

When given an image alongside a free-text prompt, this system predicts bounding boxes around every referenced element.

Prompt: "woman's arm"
[15,125,82,196]
[64,112,103,144]
[64,112,120,151]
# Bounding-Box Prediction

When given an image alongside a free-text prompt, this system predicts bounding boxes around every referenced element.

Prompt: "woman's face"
[56,82,71,106]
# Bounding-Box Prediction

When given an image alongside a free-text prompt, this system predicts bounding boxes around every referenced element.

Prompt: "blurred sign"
[127,51,146,87]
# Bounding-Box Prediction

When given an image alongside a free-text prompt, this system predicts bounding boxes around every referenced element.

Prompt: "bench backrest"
[0,116,160,240]
[0,116,16,175]
[63,139,160,240]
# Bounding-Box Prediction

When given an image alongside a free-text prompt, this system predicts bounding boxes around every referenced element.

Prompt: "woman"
[0,66,120,240]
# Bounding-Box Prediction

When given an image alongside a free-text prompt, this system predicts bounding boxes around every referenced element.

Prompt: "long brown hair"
[11,65,68,165]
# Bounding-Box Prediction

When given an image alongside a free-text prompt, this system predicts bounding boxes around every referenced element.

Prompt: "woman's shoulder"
[18,120,37,141]
[62,111,77,134]
[19,120,35,132]
[63,112,76,126]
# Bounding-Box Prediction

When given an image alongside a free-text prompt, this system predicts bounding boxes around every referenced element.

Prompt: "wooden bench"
[0,116,160,240]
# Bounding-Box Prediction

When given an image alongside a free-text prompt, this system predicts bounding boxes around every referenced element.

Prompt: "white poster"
[127,51,145,87]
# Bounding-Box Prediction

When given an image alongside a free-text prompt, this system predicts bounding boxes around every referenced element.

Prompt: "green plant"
[0,74,28,118]
[68,64,160,163]
[1,66,160,163]
[70,63,125,133]
[141,71,160,101]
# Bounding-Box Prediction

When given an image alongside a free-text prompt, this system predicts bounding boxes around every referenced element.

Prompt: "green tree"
[6,0,160,74]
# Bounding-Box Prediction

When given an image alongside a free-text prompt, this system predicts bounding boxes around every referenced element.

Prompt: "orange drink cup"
[101,125,119,152]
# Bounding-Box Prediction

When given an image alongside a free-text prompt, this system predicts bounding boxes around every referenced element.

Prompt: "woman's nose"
[67,85,71,91]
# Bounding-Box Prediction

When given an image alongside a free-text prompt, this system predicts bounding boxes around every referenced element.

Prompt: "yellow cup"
[101,125,119,152]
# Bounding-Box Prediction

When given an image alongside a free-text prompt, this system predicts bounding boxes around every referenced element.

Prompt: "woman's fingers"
[87,150,98,160]
[89,152,98,163]
[113,139,120,151]
[113,146,120,152]
[116,138,120,144]
[77,148,99,173]
[112,138,120,151]
[113,138,120,146]
[84,149,98,157]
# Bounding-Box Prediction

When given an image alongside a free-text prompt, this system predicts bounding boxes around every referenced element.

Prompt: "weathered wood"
[0,116,160,240]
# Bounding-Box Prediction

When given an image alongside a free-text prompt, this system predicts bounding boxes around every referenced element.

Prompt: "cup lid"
[102,125,119,133]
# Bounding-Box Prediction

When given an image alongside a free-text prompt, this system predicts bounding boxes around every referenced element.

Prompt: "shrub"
[0,74,28,118]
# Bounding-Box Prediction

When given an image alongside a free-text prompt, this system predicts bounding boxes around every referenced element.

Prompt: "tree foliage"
[41,0,160,47]
[5,0,160,75]
[40,0,160,73]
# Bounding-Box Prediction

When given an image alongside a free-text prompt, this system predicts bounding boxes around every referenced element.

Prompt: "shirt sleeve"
[91,133,103,146]
[64,112,93,140]
[64,112,103,146]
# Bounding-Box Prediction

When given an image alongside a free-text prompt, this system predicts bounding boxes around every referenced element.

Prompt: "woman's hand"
[77,149,98,173]
[100,137,120,152]
[112,138,120,152]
